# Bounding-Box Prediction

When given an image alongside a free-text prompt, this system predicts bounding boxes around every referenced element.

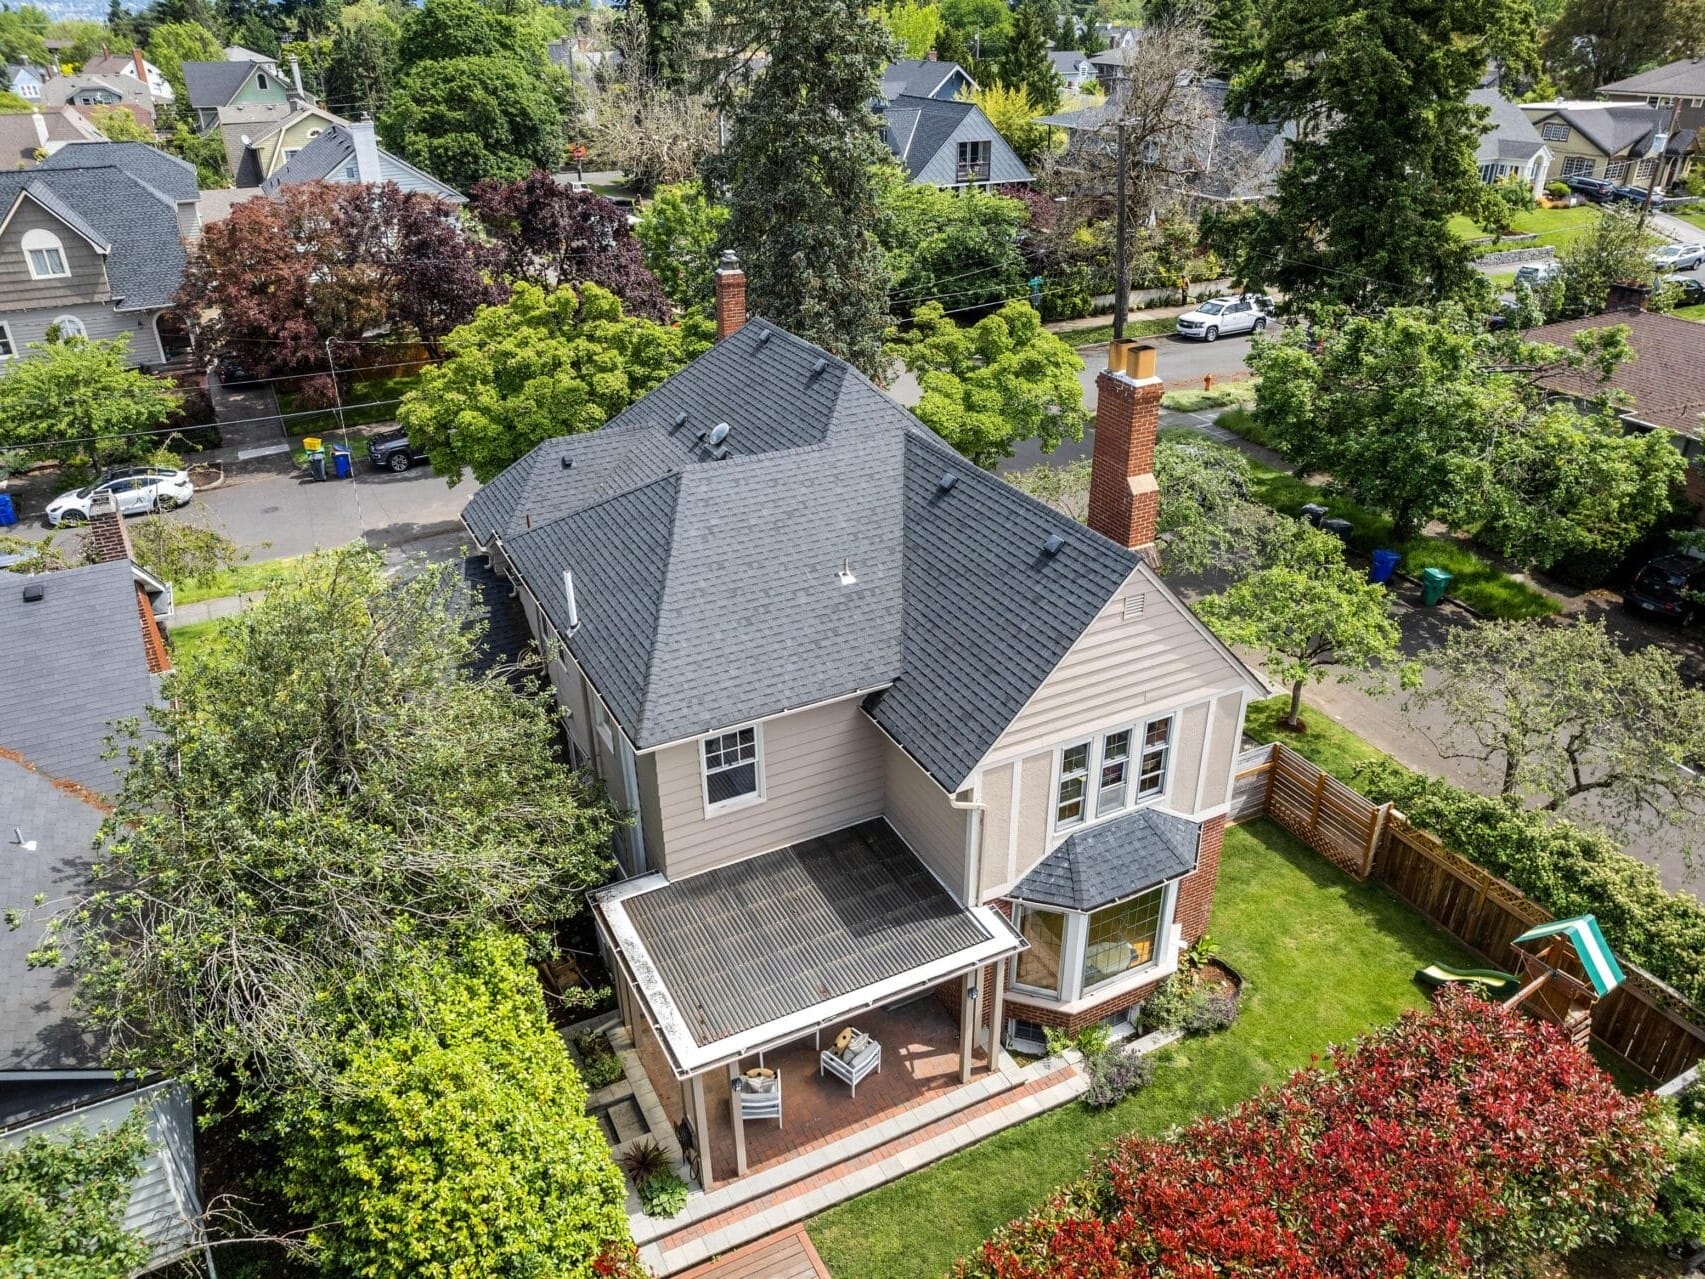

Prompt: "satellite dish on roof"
[708,422,731,447]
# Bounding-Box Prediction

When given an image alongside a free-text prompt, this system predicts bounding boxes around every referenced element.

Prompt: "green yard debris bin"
[1419,566,1453,606]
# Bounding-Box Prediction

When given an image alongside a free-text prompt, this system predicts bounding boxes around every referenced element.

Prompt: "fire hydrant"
[1203,374,1214,392]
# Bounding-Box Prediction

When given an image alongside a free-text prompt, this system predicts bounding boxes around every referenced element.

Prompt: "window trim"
[50,314,86,340]
[1049,711,1177,839]
[1135,714,1175,802]
[1561,155,1595,178]
[1054,739,1091,830]
[1539,121,1569,142]
[22,228,69,280]
[1010,903,1069,997]
[1006,880,1181,1007]
[699,722,764,816]
[1080,883,1170,995]
[0,322,14,359]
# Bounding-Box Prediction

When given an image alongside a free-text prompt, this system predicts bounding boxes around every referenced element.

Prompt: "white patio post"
[988,960,1006,1068]
[959,971,977,1083]
[689,1073,715,1191]
[727,1060,748,1176]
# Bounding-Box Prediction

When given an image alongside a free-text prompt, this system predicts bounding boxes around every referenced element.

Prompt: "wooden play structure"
[1500,915,1627,1049]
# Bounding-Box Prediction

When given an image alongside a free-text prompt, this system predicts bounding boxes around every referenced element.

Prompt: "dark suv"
[366,429,430,473]
[1564,175,1616,202]
[1624,551,1705,624]
[1611,184,1663,207]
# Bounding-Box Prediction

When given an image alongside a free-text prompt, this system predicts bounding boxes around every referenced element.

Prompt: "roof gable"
[1522,310,1705,434]
[1600,58,1705,98]
[181,59,270,109]
[1010,806,1199,910]
[38,140,199,203]
[0,166,184,310]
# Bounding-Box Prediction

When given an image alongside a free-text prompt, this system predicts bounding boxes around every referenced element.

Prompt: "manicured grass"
[165,616,231,664]
[1214,406,1278,449]
[1675,303,1705,323]
[1448,206,1602,258]
[1160,380,1257,413]
[1243,694,1396,783]
[172,554,308,606]
[1484,268,1519,287]
[277,373,424,437]
[1065,315,1179,348]
[1244,460,1561,619]
[807,820,1485,1279]
[1674,208,1705,234]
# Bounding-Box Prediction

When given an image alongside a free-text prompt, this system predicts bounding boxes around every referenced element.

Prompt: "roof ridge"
[0,743,115,814]
[633,469,687,741]
[509,455,683,541]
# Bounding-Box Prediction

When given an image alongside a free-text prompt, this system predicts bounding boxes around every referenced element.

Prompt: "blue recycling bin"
[1369,548,1400,584]
[331,445,352,479]
[0,493,15,527]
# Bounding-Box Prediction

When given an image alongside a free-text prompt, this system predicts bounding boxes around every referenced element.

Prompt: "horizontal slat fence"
[1230,742,1705,1085]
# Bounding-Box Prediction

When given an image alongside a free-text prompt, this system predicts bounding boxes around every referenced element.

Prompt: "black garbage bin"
[307,448,327,482]
[1322,517,1354,544]
[1299,503,1328,527]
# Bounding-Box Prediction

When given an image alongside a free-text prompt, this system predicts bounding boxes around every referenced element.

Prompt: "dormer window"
[257,71,268,90]
[22,228,68,279]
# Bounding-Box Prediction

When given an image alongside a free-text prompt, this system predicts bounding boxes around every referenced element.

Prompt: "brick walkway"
[675,1226,831,1279]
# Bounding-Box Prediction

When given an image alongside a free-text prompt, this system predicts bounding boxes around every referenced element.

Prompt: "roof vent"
[837,557,857,586]
[1042,533,1066,557]
[708,422,731,447]
[1124,592,1147,620]
[560,455,574,469]
[936,472,959,493]
[711,445,732,461]
[755,329,771,346]
[561,569,580,632]
[22,581,44,602]
[809,357,828,378]
[673,411,688,429]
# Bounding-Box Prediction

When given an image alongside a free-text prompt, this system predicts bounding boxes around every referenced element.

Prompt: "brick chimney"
[1606,281,1650,313]
[1087,340,1162,556]
[714,250,747,341]
[132,47,148,89]
[87,492,134,564]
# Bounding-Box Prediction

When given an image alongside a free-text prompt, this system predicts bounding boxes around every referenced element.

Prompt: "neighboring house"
[43,73,159,129]
[223,44,277,69]
[880,56,977,101]
[82,50,175,104]
[1471,86,1550,197]
[462,259,1265,1190]
[0,108,103,167]
[1050,50,1096,95]
[217,102,342,187]
[1599,59,1705,148]
[258,117,466,202]
[881,94,1033,188]
[1519,100,1695,191]
[6,63,46,101]
[0,514,203,1275]
[181,58,288,132]
[546,36,622,88]
[1089,30,1143,80]
[0,142,196,366]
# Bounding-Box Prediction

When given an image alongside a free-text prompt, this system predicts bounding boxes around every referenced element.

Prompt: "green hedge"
[1359,763,1705,1010]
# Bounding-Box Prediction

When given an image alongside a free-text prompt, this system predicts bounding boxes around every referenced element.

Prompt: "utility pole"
[1637,96,1683,235]
[1113,120,1130,341]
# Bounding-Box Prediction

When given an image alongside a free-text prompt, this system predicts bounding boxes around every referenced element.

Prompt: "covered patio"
[594,819,1025,1188]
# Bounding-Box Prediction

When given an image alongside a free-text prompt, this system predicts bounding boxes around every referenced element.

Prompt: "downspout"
[950,783,985,906]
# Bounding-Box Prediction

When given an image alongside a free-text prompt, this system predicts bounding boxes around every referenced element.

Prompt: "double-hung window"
[703,726,759,808]
[0,324,14,359]
[22,229,68,280]
[1137,717,1173,799]
[1057,714,1175,833]
[1096,730,1130,817]
[1055,741,1090,828]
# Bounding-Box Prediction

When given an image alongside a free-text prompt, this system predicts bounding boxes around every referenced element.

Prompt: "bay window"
[1081,888,1165,990]
[1012,905,1066,995]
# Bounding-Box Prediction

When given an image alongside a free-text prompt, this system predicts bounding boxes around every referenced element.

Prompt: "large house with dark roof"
[0,141,198,368]
[259,117,464,202]
[877,58,1032,188]
[1520,99,1696,191]
[1599,59,1705,148]
[463,257,1263,1220]
[180,57,288,131]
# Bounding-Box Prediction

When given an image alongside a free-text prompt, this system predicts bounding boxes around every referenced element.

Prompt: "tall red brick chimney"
[87,492,134,564]
[1086,341,1161,557]
[714,250,747,341]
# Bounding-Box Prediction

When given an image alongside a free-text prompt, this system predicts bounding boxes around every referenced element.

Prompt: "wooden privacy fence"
[1230,742,1705,1084]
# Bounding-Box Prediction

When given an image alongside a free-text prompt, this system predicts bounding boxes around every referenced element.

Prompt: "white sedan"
[45,466,194,527]
[1651,242,1705,271]
[1175,295,1269,342]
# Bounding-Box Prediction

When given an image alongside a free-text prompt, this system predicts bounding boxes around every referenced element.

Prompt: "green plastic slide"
[1415,963,1523,999]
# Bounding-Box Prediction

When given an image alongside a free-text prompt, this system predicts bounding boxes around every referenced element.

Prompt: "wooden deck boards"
[676,1226,831,1279]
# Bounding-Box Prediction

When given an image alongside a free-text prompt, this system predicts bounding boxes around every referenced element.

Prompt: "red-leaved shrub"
[959,991,1663,1279]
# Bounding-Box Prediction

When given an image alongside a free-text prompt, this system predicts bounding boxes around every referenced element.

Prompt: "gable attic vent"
[1042,533,1066,557]
[936,472,959,494]
[562,570,580,632]
[708,422,731,447]
[1124,593,1147,620]
[21,581,44,603]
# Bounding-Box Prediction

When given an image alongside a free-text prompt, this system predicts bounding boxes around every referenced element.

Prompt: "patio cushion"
[841,1031,872,1064]
[833,1027,855,1054]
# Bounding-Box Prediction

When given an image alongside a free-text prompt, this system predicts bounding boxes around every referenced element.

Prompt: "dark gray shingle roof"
[619,819,996,1046]
[0,166,185,310]
[466,318,1138,788]
[180,59,261,109]
[1529,102,1673,158]
[880,58,970,101]
[1011,807,1199,911]
[1600,58,1705,98]
[882,94,1034,186]
[258,123,465,202]
[38,140,199,203]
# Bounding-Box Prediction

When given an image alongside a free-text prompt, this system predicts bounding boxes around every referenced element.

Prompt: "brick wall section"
[134,583,171,674]
[1173,814,1226,945]
[1086,369,1162,551]
[87,498,132,563]
[1005,973,1170,1036]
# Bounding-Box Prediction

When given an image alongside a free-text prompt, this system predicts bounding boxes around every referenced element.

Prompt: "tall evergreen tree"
[706,0,894,377]
[1205,0,1538,310]
[997,0,1062,112]
[641,0,690,86]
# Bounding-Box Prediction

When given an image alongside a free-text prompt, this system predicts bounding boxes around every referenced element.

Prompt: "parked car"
[1513,261,1562,289]
[44,466,194,526]
[1610,184,1663,207]
[1662,274,1705,306]
[1563,175,1616,202]
[366,429,430,473]
[213,355,260,386]
[1175,295,1268,342]
[1651,242,1705,271]
[1624,550,1705,624]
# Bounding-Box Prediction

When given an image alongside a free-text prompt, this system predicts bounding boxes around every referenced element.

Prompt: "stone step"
[609,1098,649,1146]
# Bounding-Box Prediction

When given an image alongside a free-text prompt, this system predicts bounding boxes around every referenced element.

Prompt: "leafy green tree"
[877,170,1029,314]
[1541,0,1705,96]
[883,0,942,56]
[90,106,156,143]
[0,1113,150,1279]
[1412,619,1705,835]
[26,546,620,1092]
[1204,0,1260,75]
[275,933,635,1279]
[706,0,895,378]
[0,335,180,470]
[892,300,1086,467]
[146,20,224,104]
[324,0,402,118]
[400,282,714,483]
[127,514,248,588]
[1205,0,1537,310]
[0,6,49,66]
[1556,204,1660,318]
[1007,457,1092,521]
[383,55,567,189]
[996,0,1061,113]
[635,180,730,312]
[47,18,108,63]
[164,116,229,187]
[940,0,1010,57]
[1196,545,1410,728]
[640,0,692,85]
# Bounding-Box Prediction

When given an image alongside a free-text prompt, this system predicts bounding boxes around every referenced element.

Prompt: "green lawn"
[1161,381,1257,413]
[165,616,231,664]
[277,373,423,437]
[1447,206,1602,258]
[1676,303,1705,323]
[807,820,1484,1279]
[172,554,308,606]
[1065,316,1179,348]
[1242,460,1560,619]
[1243,694,1397,782]
[1674,208,1705,234]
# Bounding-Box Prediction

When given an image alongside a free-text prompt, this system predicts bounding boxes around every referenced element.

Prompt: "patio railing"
[1230,742,1705,1085]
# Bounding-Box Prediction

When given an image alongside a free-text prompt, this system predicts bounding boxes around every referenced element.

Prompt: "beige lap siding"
[881,731,970,899]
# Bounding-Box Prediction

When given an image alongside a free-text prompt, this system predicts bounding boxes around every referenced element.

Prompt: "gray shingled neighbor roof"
[258,123,465,202]
[180,59,262,109]
[1010,808,1200,911]
[880,58,972,101]
[465,318,1138,790]
[881,94,1034,185]
[0,166,186,311]
[1600,58,1705,98]
[618,819,998,1046]
[38,140,199,203]
[1524,102,1689,158]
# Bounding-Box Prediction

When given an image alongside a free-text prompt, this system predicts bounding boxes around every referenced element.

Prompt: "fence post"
[1308,769,1328,844]
[1361,802,1389,881]
[1261,743,1277,811]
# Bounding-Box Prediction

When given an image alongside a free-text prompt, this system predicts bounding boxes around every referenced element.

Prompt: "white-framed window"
[0,323,14,358]
[1605,159,1631,183]
[1011,905,1067,995]
[49,314,86,340]
[1007,881,1180,1008]
[1540,121,1569,142]
[18,82,38,99]
[1055,740,1090,828]
[1053,713,1177,836]
[21,228,68,279]
[1096,730,1131,817]
[1636,157,1657,181]
[592,693,614,753]
[1081,886,1166,991]
[282,147,299,162]
[702,725,760,810]
[1561,155,1595,178]
[1136,717,1174,800]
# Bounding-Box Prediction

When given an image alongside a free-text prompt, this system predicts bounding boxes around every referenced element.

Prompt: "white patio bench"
[819,1033,882,1096]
